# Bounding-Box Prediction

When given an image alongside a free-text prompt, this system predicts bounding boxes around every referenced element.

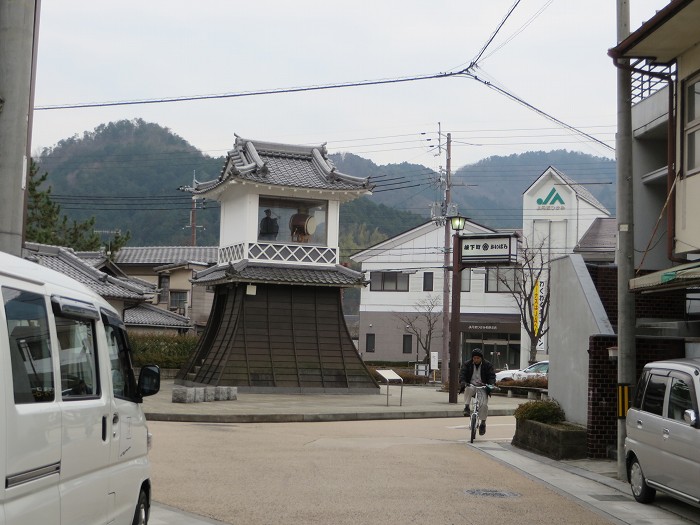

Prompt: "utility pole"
[184,171,204,246]
[441,131,452,388]
[615,0,635,479]
[0,1,41,256]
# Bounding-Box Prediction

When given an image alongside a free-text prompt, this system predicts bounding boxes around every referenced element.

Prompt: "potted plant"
[511,400,587,460]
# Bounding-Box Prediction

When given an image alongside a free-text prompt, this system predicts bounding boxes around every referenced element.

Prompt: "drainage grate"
[464,489,521,498]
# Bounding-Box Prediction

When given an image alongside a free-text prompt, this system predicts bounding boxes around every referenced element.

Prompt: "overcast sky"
[31,1,669,173]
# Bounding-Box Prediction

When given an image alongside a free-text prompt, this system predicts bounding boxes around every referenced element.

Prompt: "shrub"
[129,333,199,369]
[496,376,548,388]
[513,400,565,424]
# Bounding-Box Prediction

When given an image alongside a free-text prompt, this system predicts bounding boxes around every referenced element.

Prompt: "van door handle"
[636,419,643,427]
[663,428,670,439]
[112,413,119,438]
[102,416,108,441]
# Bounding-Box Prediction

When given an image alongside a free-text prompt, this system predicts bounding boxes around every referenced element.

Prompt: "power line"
[35,69,470,111]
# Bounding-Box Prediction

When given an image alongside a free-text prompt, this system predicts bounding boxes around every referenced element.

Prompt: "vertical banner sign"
[533,280,540,336]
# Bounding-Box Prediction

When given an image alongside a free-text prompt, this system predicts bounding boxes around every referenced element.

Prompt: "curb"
[144,407,516,424]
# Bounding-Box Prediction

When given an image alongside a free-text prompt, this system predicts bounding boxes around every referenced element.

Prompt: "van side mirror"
[683,408,698,427]
[138,364,161,397]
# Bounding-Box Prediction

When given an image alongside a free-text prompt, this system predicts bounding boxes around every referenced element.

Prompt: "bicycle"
[466,385,497,443]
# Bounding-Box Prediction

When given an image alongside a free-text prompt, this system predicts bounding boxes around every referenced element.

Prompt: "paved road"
[147,417,617,525]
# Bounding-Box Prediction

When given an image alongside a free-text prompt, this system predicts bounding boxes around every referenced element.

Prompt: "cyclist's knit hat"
[472,348,483,358]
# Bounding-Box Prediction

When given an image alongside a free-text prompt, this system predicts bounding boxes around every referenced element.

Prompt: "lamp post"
[447,214,466,403]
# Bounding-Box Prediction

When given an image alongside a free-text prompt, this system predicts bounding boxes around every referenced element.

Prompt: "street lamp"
[447,215,466,403]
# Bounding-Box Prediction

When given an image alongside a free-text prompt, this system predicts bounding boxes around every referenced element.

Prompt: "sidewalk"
[142,380,524,423]
[144,381,700,525]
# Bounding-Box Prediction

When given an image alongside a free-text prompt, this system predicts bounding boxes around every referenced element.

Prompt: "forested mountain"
[331,150,616,228]
[35,119,615,251]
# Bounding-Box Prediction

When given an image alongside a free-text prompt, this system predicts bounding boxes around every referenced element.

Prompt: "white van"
[0,250,160,524]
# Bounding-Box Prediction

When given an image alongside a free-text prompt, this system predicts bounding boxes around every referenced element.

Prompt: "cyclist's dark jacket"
[459,359,496,386]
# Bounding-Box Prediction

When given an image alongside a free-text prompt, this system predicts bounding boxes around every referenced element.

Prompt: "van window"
[2,287,55,403]
[667,376,693,421]
[55,315,99,399]
[641,374,667,416]
[103,313,139,401]
[631,371,649,409]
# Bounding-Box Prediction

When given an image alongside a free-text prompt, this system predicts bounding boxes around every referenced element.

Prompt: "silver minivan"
[625,358,700,507]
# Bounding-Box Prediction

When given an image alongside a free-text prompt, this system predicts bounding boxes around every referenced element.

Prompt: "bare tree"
[496,236,551,364]
[394,295,442,367]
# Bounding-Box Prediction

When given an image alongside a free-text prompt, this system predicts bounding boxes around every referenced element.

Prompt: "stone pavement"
[144,381,700,524]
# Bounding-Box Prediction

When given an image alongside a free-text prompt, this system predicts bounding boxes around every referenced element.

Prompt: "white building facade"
[352,221,522,370]
[522,166,612,360]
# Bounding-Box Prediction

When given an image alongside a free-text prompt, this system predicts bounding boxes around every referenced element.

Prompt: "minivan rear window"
[3,287,55,403]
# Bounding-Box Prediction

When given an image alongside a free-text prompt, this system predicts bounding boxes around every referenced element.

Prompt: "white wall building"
[521,166,612,361]
[352,220,522,370]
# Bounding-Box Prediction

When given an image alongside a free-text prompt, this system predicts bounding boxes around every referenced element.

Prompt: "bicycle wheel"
[470,413,478,443]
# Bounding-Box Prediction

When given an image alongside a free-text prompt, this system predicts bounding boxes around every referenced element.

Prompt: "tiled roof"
[192,260,365,288]
[183,136,373,196]
[574,217,617,260]
[74,251,109,268]
[549,166,610,213]
[113,246,218,266]
[124,303,191,328]
[23,243,153,300]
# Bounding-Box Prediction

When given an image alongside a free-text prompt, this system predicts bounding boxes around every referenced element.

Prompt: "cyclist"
[459,348,496,435]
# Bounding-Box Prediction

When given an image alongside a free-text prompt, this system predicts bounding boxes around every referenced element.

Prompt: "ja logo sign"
[537,187,565,209]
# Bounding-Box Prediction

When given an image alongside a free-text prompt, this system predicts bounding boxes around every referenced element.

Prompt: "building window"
[402,334,413,354]
[423,272,433,291]
[686,76,700,176]
[258,196,328,245]
[370,272,409,292]
[169,291,188,312]
[461,269,471,292]
[365,333,375,353]
[486,267,516,293]
[158,274,170,304]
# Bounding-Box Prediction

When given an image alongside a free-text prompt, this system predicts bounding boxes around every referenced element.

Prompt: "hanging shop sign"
[459,234,518,265]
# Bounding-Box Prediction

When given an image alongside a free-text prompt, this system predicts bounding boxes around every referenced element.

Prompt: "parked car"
[625,358,700,508]
[0,250,161,524]
[495,361,549,382]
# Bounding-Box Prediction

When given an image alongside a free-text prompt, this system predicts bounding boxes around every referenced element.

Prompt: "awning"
[608,0,700,64]
[629,261,700,293]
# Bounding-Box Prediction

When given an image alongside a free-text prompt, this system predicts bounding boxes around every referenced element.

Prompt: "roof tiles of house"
[575,217,617,252]
[549,166,610,213]
[113,246,218,266]
[183,136,374,196]
[124,303,191,328]
[192,260,365,288]
[23,243,152,300]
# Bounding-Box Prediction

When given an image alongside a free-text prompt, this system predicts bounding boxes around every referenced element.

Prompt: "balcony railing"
[631,60,675,105]
[219,242,337,266]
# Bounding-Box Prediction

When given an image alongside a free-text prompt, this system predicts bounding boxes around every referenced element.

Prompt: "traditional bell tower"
[176,136,379,393]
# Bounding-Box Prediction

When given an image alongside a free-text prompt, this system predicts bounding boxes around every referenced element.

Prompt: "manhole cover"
[464,489,521,498]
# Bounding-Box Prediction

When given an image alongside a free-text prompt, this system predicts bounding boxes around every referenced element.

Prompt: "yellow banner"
[533,281,540,336]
